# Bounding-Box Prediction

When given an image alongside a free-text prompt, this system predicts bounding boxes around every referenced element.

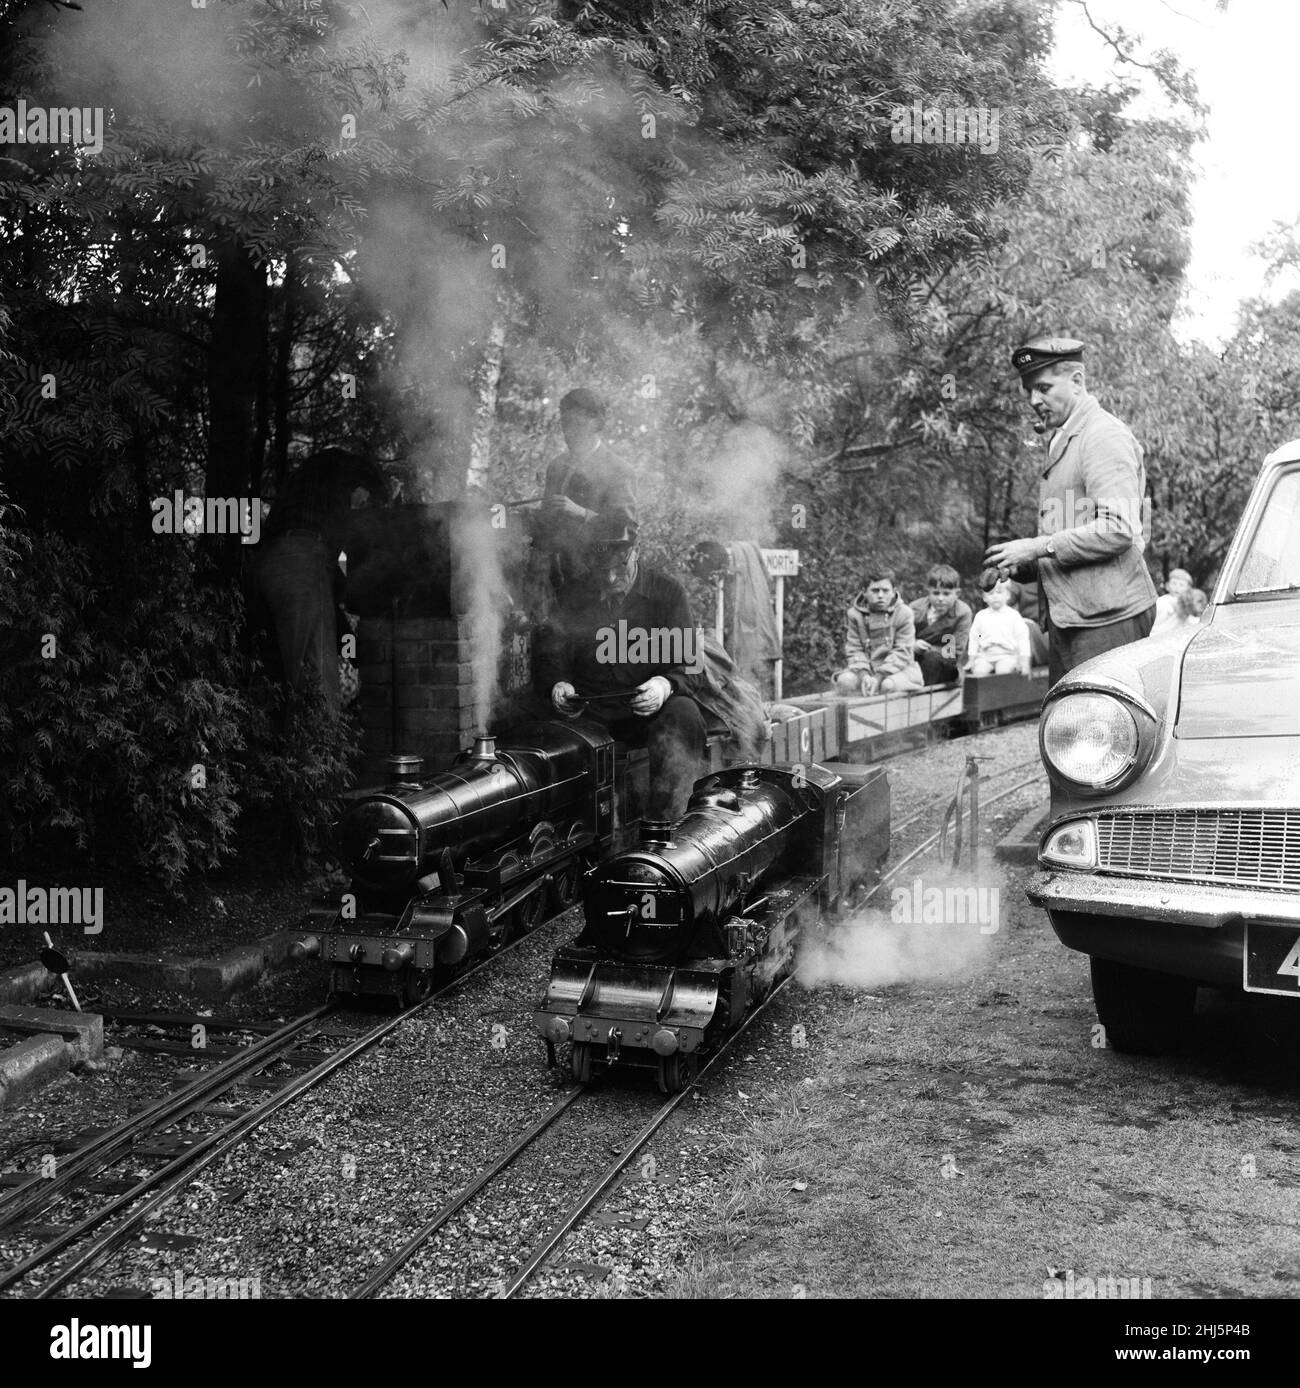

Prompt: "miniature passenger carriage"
[291,722,616,1006]
[532,760,890,1093]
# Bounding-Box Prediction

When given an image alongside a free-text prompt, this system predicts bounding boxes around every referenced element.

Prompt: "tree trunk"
[206,235,268,582]
[465,311,508,492]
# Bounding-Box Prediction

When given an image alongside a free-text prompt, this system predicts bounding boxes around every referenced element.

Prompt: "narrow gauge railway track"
[0,926,558,1300]
[349,969,797,1301]
[354,754,1048,1301]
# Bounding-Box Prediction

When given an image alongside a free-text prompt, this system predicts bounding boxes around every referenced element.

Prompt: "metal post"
[772,574,785,701]
[714,571,725,643]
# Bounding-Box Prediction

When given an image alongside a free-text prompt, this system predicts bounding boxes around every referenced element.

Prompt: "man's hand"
[542,495,588,521]
[861,673,881,696]
[913,638,932,653]
[551,681,583,716]
[1017,658,1032,678]
[984,536,1046,571]
[630,675,672,717]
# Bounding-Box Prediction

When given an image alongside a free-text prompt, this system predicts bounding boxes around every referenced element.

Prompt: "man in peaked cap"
[535,511,709,821]
[984,336,1157,685]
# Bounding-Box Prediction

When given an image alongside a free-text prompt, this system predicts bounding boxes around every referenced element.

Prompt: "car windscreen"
[1233,467,1300,599]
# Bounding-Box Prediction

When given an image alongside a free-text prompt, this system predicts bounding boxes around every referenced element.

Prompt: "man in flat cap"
[984,337,1157,685]
[535,512,708,821]
[536,387,638,594]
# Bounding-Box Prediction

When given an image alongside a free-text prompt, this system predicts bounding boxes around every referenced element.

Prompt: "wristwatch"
[1041,536,1056,558]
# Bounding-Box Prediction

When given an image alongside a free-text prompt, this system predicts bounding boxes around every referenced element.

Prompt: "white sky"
[1049,0,1300,346]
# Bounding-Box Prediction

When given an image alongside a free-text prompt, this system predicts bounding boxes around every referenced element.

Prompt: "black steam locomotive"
[290,722,617,1005]
[532,760,891,1093]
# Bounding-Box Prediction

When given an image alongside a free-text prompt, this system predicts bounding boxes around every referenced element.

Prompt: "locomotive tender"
[532,760,890,1093]
[291,721,616,1005]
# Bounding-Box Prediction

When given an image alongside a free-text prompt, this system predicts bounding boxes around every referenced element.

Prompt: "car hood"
[1176,609,1300,739]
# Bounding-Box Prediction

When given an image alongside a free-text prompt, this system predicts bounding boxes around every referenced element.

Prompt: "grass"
[666,862,1300,1300]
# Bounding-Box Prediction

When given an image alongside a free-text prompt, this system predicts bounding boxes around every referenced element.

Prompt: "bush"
[0,524,354,887]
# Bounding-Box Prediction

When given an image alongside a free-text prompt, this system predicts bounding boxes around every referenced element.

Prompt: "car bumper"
[1027,870,1300,986]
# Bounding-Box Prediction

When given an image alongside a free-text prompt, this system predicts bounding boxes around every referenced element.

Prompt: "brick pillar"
[357,616,477,780]
[355,613,535,783]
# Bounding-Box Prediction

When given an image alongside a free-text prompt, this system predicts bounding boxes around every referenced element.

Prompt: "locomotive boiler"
[532,761,890,1092]
[291,721,616,1005]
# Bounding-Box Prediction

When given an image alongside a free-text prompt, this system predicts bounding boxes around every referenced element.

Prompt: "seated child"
[966,572,1031,677]
[1149,567,1192,640]
[833,568,924,695]
[907,564,973,685]
[1005,580,1049,667]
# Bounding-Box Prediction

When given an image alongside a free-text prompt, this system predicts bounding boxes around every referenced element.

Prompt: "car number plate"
[1243,920,1300,997]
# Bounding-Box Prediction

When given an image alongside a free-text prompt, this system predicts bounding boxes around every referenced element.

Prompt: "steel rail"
[499,760,1048,1298]
[880,773,1045,889]
[0,924,556,1299]
[499,972,797,1299]
[350,1086,585,1299]
[0,1002,337,1236]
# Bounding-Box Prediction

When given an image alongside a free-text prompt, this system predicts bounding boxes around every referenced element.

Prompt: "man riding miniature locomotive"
[535,511,710,823]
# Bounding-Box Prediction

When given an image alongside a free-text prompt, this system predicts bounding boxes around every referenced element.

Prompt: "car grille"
[1095,809,1300,892]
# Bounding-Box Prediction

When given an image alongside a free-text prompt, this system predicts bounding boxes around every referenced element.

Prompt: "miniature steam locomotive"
[532,760,890,1093]
[290,722,617,1005]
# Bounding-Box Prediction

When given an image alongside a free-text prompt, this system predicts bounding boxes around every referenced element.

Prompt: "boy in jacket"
[833,570,924,694]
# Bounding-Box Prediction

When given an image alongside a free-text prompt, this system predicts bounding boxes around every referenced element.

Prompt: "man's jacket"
[1033,392,1158,629]
[534,563,699,699]
[908,595,973,665]
[843,592,915,676]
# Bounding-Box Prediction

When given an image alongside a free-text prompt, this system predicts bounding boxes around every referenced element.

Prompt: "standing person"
[985,337,1157,686]
[832,568,923,694]
[536,513,707,822]
[537,388,637,593]
[908,564,973,685]
[249,448,382,714]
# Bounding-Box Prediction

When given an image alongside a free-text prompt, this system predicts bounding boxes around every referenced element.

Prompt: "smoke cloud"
[798,864,1009,991]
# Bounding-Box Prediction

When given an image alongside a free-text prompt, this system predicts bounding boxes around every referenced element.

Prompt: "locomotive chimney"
[386,753,425,784]
[640,819,675,847]
[469,735,496,762]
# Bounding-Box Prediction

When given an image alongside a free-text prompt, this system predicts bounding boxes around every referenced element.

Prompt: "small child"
[966,573,1031,677]
[1150,567,1192,639]
[1176,587,1207,626]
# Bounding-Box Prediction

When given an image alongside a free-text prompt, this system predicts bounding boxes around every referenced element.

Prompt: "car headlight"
[1040,819,1096,868]
[1041,693,1139,789]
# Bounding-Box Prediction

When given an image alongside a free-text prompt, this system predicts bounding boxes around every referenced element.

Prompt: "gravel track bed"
[376,1080,666,1298]
[5,913,578,1298]
[515,721,1049,1297]
[2,721,1047,1299]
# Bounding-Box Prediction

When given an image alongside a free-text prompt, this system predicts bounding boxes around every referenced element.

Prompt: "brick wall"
[356,613,534,782]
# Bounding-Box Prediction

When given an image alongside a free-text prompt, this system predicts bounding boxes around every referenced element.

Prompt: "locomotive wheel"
[571,1040,594,1084]
[400,969,437,1008]
[548,856,582,912]
[508,884,546,939]
[656,1050,698,1095]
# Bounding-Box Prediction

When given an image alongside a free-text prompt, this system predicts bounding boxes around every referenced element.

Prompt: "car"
[1026,439,1300,1054]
